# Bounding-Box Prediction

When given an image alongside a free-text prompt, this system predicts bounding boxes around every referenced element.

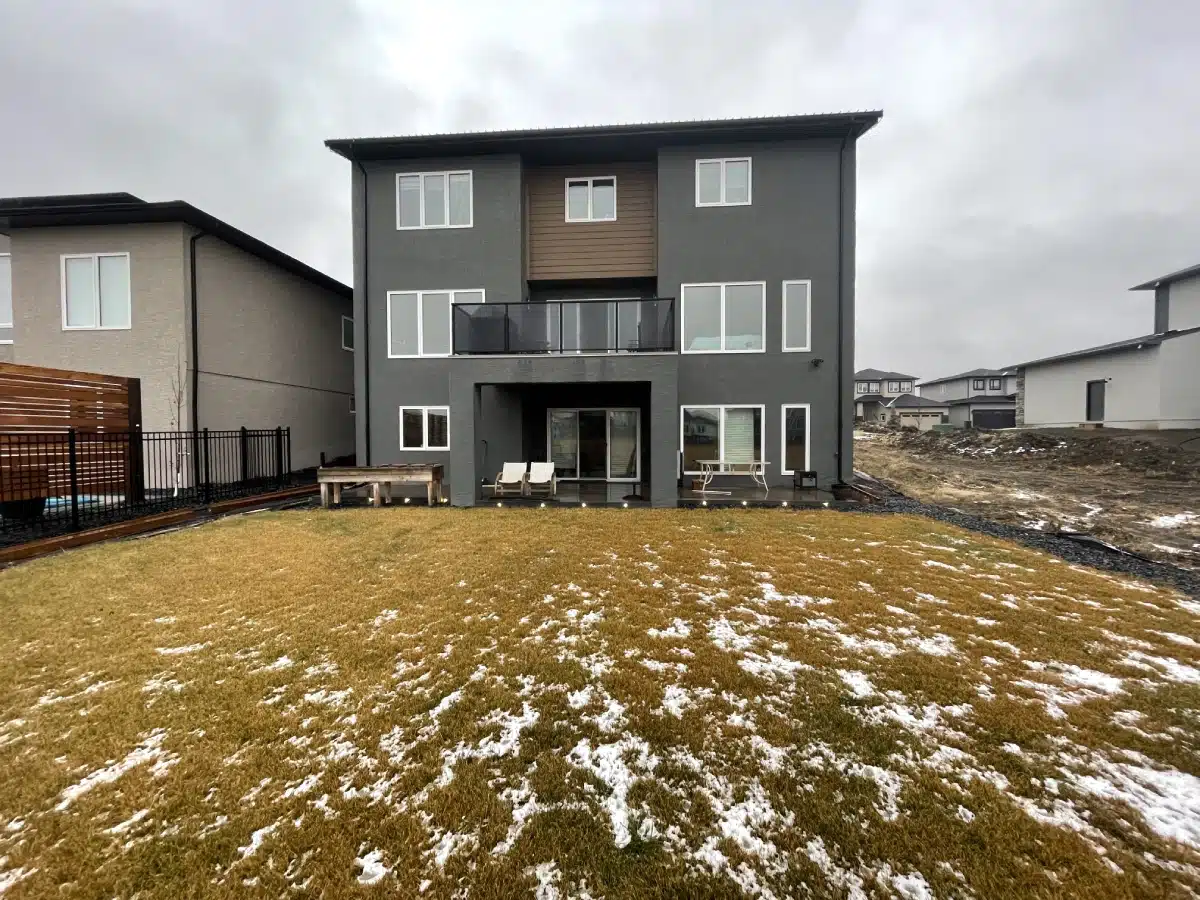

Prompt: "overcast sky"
[2,0,1197,378]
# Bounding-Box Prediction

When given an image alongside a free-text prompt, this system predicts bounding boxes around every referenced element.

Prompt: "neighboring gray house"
[0,193,355,469]
[326,111,882,506]
[853,368,918,423]
[916,368,1017,429]
[1016,264,1200,429]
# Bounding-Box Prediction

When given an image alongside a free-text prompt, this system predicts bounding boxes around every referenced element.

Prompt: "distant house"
[916,368,1017,429]
[0,193,355,469]
[854,368,946,429]
[1015,264,1200,430]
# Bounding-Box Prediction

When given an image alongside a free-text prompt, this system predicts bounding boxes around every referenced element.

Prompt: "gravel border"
[853,474,1200,598]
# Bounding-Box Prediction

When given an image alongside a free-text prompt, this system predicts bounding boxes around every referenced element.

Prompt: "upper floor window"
[341,315,354,351]
[868,382,880,394]
[396,171,472,229]
[695,158,751,207]
[388,289,483,357]
[887,381,900,393]
[972,378,986,391]
[988,377,1002,390]
[855,382,867,394]
[0,254,11,338]
[61,253,130,330]
[565,177,616,222]
[782,280,810,352]
[681,282,764,353]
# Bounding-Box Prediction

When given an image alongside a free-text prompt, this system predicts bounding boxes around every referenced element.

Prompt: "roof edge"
[1014,326,1200,369]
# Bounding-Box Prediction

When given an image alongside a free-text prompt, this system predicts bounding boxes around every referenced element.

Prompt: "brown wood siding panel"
[526,162,657,281]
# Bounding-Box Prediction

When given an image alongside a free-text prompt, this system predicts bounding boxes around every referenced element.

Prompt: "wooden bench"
[317,465,445,508]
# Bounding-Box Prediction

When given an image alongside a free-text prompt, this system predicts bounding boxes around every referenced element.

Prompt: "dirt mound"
[888,428,1200,479]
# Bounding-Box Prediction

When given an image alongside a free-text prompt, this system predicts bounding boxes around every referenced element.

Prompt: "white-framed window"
[680,405,765,474]
[867,382,880,394]
[61,253,131,330]
[396,171,473,229]
[565,177,617,223]
[341,315,354,351]
[0,253,12,340]
[887,381,901,393]
[695,157,752,207]
[681,282,765,353]
[400,406,449,450]
[782,280,811,352]
[781,404,811,475]
[855,382,867,394]
[387,289,484,357]
[901,381,912,392]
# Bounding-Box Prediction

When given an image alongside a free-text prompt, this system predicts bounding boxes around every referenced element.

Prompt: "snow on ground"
[1146,512,1198,529]
[3,517,1199,898]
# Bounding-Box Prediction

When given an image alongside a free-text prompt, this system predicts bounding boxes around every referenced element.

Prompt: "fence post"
[274,426,284,489]
[239,426,249,486]
[201,428,212,504]
[285,427,292,484]
[68,428,80,532]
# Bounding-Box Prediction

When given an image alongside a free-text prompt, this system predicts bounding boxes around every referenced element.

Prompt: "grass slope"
[1,508,1198,898]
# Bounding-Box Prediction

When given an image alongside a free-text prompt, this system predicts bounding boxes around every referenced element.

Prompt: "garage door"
[972,409,1016,429]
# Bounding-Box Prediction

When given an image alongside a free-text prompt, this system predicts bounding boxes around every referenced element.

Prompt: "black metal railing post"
[67,428,80,532]
[559,301,565,353]
[201,428,212,504]
[274,426,284,489]
[239,426,249,487]
[284,427,291,484]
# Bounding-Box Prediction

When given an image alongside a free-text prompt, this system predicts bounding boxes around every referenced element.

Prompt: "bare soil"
[854,427,1200,570]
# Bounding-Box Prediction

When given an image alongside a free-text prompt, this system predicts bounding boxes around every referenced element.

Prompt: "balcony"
[452,298,675,355]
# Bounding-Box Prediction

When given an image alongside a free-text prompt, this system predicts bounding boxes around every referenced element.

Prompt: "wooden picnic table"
[317,464,444,508]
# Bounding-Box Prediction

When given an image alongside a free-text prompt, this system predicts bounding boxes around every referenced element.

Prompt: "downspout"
[352,148,371,465]
[834,128,850,486]
[189,231,207,434]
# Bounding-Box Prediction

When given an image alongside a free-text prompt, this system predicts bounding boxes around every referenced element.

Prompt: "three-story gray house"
[326,112,881,506]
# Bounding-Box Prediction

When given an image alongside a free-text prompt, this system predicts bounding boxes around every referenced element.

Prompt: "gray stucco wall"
[1158,329,1200,428]
[193,232,353,468]
[1021,347,1162,428]
[6,223,192,431]
[657,138,854,486]
[1169,274,1200,331]
[359,155,525,468]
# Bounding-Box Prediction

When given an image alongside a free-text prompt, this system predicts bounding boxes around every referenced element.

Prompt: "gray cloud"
[1,0,1197,379]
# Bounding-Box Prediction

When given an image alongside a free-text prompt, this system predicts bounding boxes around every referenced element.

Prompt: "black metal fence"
[0,427,293,545]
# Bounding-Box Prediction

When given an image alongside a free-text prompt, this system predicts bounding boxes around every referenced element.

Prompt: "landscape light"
[540,502,546,508]
[781,501,788,507]
[622,502,629,508]
[497,502,502,508]
[403,497,410,504]
[581,502,587,508]
[742,500,748,507]
[701,500,708,507]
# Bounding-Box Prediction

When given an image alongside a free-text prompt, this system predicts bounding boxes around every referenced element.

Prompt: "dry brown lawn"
[1,508,1198,899]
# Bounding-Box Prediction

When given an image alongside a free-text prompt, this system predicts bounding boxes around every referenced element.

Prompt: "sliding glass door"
[547,409,641,481]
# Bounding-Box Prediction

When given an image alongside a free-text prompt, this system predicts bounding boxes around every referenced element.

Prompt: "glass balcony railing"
[452,298,675,355]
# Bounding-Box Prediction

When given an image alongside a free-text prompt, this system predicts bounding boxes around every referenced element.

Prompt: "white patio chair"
[489,462,528,497]
[526,462,557,498]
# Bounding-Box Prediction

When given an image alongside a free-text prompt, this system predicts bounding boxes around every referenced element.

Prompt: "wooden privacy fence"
[0,363,143,504]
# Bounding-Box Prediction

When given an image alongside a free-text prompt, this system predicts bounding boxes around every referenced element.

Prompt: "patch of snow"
[1146,512,1197,529]
[566,735,659,848]
[155,642,208,656]
[355,847,390,884]
[238,822,278,859]
[105,808,150,835]
[838,670,876,699]
[1070,753,1200,849]
[1122,651,1200,685]
[525,861,561,900]
[256,655,293,673]
[648,618,691,639]
[55,729,176,810]
[1150,631,1200,648]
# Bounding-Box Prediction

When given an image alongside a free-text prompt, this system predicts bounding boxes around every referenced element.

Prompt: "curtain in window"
[723,408,760,464]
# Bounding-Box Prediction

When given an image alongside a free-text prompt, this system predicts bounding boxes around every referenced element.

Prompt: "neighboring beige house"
[853,368,946,428]
[0,193,354,469]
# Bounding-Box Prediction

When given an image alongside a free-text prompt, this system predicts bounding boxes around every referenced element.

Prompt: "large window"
[681,282,765,353]
[396,171,472,229]
[782,280,810,352]
[781,404,810,474]
[695,158,752,206]
[0,254,11,340]
[388,289,483,357]
[400,406,449,450]
[565,177,616,222]
[680,405,764,474]
[61,253,131,330]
